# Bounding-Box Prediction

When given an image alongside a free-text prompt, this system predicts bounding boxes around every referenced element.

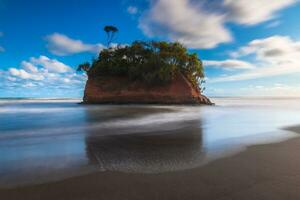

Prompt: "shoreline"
[1,126,300,200]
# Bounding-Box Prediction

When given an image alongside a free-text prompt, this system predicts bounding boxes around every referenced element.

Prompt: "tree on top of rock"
[104,25,118,47]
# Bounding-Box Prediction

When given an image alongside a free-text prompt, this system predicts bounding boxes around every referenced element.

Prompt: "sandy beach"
[1,125,300,200]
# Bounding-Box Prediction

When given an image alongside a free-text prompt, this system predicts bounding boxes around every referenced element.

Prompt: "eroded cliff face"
[83,73,212,105]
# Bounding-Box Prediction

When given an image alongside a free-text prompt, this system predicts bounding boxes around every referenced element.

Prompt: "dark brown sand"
[1,127,300,200]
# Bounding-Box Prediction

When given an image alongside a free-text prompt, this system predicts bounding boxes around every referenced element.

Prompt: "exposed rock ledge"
[83,73,213,105]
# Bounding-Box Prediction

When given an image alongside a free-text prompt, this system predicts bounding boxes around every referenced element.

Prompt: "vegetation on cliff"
[78,41,205,91]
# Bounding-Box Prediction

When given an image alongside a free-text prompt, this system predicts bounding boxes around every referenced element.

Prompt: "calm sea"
[1,97,300,187]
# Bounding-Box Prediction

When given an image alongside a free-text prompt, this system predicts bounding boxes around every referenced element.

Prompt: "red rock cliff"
[83,73,212,105]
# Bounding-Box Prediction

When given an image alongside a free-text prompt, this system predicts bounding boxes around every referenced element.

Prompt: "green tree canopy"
[79,41,205,90]
[77,62,90,72]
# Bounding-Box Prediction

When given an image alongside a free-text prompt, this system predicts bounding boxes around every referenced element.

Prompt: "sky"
[1,0,300,98]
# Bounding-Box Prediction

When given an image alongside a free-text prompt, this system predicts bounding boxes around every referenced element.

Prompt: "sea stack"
[79,41,213,105]
[83,73,212,105]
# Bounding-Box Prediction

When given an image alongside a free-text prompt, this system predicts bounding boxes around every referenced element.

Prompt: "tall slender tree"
[104,25,118,47]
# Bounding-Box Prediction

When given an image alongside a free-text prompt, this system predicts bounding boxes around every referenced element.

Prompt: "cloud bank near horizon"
[208,35,300,83]
[0,56,86,97]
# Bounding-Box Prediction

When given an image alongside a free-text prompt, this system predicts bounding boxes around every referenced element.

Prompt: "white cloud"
[210,65,300,82]
[1,55,87,97]
[238,84,300,97]
[21,61,38,73]
[29,55,73,73]
[8,56,76,81]
[63,78,71,83]
[7,76,16,82]
[9,68,44,81]
[127,6,138,14]
[139,0,232,49]
[210,35,300,82]
[204,59,254,70]
[45,33,105,56]
[207,83,300,97]
[138,0,298,49]
[224,0,298,25]
[232,35,300,63]
[23,82,37,88]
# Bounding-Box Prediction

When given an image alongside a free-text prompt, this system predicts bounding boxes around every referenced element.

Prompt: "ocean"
[1,97,300,187]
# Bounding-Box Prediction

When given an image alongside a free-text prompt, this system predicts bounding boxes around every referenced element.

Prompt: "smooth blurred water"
[1,97,300,187]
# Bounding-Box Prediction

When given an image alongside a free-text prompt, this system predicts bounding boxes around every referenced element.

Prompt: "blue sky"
[1,0,300,97]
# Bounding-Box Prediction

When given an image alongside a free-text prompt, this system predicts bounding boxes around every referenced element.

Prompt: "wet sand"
[1,127,300,200]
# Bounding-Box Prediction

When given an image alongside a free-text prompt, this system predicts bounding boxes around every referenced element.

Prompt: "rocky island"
[78,41,213,105]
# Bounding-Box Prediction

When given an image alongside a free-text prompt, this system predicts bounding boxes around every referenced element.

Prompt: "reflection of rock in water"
[85,120,205,173]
